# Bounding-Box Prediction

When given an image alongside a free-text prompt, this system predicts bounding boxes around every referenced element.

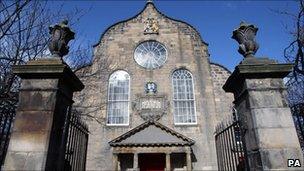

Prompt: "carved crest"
[145,82,157,94]
[132,94,169,121]
[144,18,159,34]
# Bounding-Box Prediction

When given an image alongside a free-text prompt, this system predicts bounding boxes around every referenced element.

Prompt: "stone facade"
[210,63,234,126]
[74,2,233,170]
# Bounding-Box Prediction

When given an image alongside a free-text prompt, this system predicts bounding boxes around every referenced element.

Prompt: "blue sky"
[56,0,298,71]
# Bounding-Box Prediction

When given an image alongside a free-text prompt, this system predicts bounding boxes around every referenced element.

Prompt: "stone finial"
[232,22,259,58]
[48,20,75,59]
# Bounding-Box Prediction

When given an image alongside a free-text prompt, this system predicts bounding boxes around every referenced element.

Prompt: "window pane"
[134,41,167,69]
[107,70,130,125]
[172,69,196,124]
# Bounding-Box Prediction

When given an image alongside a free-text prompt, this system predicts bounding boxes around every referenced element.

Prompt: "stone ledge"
[12,58,84,92]
[13,58,66,76]
[223,59,293,93]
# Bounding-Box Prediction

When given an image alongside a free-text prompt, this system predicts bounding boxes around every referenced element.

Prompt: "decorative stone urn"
[232,22,259,58]
[48,20,75,59]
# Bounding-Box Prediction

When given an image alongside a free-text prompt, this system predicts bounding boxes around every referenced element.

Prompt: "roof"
[109,121,195,147]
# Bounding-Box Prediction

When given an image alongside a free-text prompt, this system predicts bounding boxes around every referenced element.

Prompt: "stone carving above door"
[132,93,169,121]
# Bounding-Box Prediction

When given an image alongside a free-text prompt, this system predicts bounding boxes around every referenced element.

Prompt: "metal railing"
[215,115,249,171]
[63,109,89,171]
[0,97,17,167]
[290,103,304,153]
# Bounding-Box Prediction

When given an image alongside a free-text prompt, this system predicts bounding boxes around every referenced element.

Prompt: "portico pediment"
[109,121,195,147]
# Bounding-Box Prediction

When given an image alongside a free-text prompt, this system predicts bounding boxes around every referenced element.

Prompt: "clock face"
[134,41,167,69]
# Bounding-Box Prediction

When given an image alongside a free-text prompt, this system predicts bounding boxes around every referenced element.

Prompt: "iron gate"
[215,113,249,171]
[290,103,304,152]
[62,109,89,171]
[0,97,17,167]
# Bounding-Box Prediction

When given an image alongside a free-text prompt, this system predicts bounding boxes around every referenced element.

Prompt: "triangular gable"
[109,121,195,147]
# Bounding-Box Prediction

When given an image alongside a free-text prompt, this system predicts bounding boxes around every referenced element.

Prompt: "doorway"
[139,153,165,171]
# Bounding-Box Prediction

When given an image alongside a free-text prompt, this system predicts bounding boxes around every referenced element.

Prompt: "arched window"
[107,70,130,125]
[172,69,196,124]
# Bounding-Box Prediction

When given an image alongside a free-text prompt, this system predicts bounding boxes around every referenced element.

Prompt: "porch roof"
[109,121,195,147]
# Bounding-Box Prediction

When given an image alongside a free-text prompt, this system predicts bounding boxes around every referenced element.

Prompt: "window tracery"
[107,70,130,125]
[172,69,197,124]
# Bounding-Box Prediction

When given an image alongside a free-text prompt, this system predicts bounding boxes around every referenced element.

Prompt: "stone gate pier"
[3,21,85,170]
[3,59,84,170]
[223,22,304,170]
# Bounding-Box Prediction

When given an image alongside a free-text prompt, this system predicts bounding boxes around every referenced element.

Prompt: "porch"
[113,146,192,171]
[109,121,195,171]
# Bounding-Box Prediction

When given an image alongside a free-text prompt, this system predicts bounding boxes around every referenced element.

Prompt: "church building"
[75,1,233,170]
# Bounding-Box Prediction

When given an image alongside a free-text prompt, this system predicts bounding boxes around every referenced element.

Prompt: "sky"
[54,0,298,71]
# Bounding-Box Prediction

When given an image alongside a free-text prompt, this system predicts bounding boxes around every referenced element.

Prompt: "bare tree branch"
[0,0,93,109]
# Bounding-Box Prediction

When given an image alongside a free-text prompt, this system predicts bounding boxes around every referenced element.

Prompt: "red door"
[139,153,165,171]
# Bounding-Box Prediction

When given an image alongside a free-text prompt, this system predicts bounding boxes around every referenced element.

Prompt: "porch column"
[113,153,119,171]
[133,152,138,170]
[165,153,171,171]
[118,158,121,171]
[186,151,191,171]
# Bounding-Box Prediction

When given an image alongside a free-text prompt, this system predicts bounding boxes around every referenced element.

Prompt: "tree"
[0,1,93,163]
[279,0,304,106]
[280,0,304,152]
[0,0,93,135]
[0,0,92,99]
[283,0,304,76]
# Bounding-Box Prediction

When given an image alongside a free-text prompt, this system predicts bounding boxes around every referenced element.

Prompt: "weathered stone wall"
[74,3,230,170]
[210,63,234,125]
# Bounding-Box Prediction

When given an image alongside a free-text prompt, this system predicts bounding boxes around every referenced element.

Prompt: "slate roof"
[109,121,195,147]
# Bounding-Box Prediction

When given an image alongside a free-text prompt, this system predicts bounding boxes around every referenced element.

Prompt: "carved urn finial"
[232,22,259,58]
[48,20,75,59]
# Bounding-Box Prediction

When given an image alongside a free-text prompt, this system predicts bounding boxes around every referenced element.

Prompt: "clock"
[134,41,167,69]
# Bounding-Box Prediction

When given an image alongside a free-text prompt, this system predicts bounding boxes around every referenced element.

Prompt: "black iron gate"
[0,97,17,167]
[215,113,249,171]
[290,103,304,152]
[62,109,89,171]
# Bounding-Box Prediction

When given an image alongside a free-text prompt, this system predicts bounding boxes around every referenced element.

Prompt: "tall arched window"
[172,69,197,124]
[107,70,130,125]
